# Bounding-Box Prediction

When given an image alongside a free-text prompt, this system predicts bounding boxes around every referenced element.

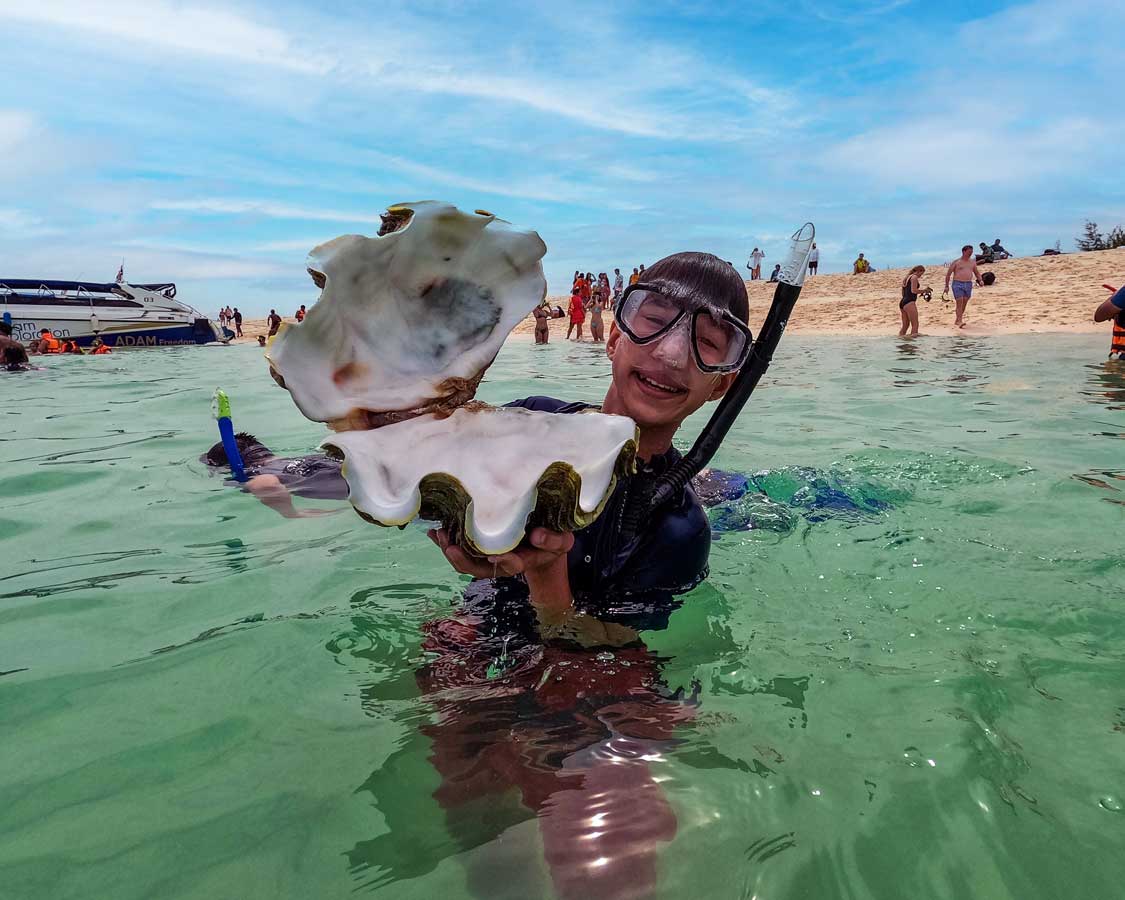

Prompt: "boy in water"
[429,251,751,622]
[944,244,985,328]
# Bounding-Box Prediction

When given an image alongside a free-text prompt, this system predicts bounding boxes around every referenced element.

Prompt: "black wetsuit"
[502,396,711,629]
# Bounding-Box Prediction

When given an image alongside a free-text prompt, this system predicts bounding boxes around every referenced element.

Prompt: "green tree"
[1076,220,1105,251]
[1106,225,1125,250]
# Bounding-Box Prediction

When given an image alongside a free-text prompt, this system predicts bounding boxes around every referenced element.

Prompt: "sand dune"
[513,247,1125,340]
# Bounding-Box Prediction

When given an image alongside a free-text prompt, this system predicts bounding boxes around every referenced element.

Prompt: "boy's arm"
[1095,285,1123,322]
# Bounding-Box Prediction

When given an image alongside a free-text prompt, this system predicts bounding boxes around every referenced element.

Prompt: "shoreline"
[233,247,1124,343]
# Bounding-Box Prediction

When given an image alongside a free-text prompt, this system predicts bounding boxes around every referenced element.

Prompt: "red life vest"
[92,344,112,355]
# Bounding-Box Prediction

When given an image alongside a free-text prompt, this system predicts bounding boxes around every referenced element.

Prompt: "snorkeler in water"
[203,433,347,518]
[0,323,31,371]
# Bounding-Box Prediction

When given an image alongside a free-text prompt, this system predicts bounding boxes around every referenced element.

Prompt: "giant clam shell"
[268,201,548,426]
[324,405,638,556]
[271,200,638,555]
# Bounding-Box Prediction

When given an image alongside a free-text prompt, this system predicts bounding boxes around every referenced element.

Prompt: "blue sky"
[2,0,1123,316]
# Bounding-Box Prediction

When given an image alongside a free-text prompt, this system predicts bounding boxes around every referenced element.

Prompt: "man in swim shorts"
[944,244,985,328]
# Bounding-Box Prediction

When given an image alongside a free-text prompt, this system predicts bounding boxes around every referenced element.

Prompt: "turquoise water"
[2,335,1123,899]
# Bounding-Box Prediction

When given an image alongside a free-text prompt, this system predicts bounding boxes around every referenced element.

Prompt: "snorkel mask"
[613,284,753,374]
[621,223,816,527]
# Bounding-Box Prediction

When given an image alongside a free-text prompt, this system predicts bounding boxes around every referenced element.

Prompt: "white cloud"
[150,198,375,223]
[0,0,326,72]
[825,111,1110,191]
[0,206,59,238]
[0,110,36,153]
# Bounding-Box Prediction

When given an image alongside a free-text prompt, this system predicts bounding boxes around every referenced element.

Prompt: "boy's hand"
[428,526,574,579]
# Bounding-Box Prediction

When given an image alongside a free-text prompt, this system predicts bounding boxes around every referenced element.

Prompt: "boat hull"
[5,311,226,347]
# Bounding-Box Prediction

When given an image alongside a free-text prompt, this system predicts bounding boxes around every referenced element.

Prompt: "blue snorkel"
[211,388,247,482]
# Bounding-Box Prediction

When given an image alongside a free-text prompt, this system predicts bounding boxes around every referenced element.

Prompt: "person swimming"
[203,433,348,518]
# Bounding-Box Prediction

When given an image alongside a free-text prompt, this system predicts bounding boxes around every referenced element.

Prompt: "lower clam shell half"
[322,405,638,556]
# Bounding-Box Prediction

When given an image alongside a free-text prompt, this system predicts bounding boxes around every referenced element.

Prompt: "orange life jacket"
[1111,313,1125,357]
[40,334,61,353]
[92,344,112,354]
[295,309,305,322]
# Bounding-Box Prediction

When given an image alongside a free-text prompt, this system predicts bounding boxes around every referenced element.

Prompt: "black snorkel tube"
[636,222,816,520]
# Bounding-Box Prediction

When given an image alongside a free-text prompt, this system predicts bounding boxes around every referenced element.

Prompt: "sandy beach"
[505,247,1125,341]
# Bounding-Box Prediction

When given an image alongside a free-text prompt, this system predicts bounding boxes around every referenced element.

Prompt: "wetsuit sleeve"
[504,396,593,414]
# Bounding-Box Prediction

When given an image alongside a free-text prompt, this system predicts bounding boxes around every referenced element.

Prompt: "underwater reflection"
[1081,360,1125,412]
[347,582,697,899]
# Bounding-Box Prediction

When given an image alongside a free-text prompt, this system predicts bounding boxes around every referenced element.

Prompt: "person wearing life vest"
[91,338,112,355]
[853,253,870,274]
[1094,284,1125,359]
[62,340,84,354]
[38,328,62,353]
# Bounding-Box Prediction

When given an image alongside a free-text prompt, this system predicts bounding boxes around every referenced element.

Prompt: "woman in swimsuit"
[533,302,550,344]
[899,265,927,337]
[587,279,605,342]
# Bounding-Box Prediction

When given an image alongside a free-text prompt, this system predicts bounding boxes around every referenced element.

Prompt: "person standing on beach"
[295,304,307,322]
[267,309,282,337]
[898,265,928,338]
[629,267,640,286]
[533,302,550,344]
[567,285,585,341]
[233,308,244,337]
[944,245,984,328]
[1094,284,1125,359]
[613,268,624,303]
[747,248,764,280]
[808,242,819,275]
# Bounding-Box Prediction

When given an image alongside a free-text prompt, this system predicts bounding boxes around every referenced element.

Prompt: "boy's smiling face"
[604,323,736,431]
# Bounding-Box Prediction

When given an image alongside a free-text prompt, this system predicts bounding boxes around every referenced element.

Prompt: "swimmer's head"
[0,322,12,337]
[632,251,749,324]
[204,432,273,467]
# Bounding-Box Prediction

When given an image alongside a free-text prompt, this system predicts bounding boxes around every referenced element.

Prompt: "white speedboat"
[0,279,229,347]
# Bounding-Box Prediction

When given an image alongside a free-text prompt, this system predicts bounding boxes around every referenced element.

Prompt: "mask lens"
[695,312,748,368]
[621,289,682,339]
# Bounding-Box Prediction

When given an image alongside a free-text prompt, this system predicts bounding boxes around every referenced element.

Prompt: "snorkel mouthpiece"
[642,223,815,516]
